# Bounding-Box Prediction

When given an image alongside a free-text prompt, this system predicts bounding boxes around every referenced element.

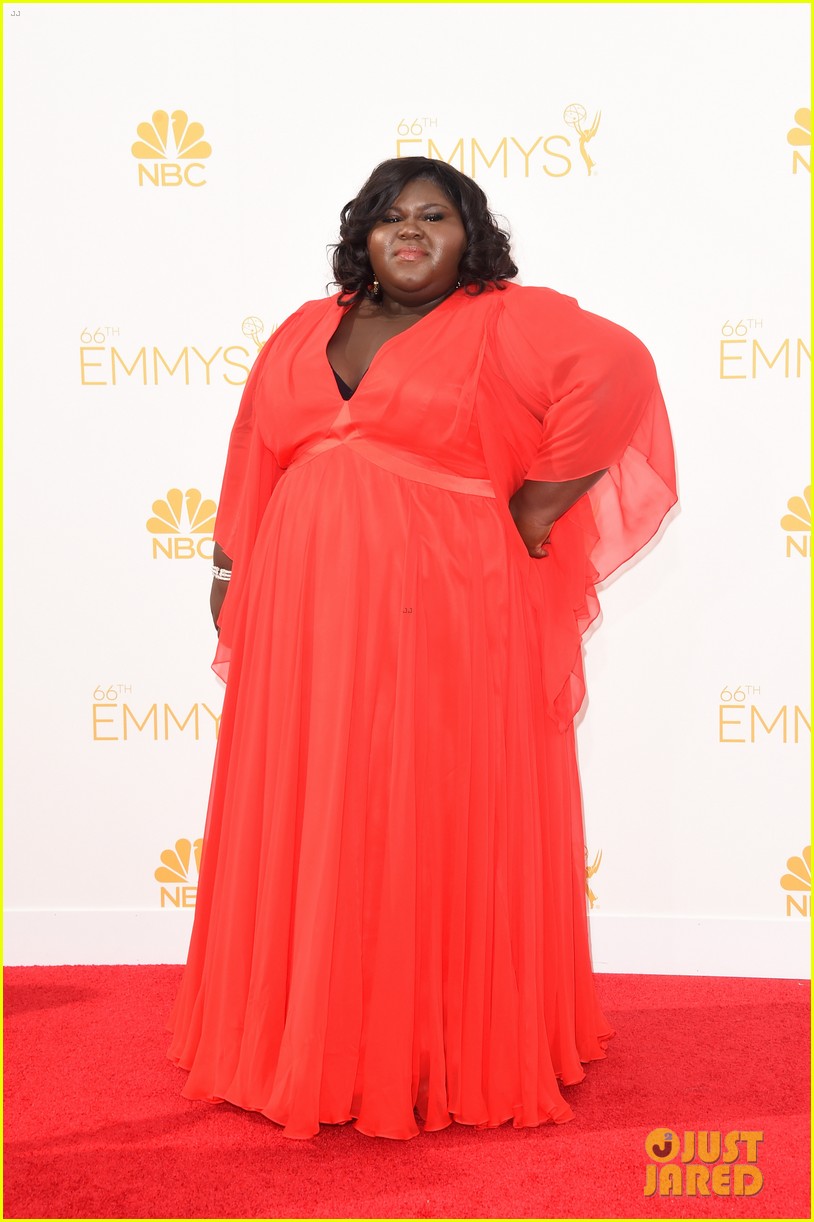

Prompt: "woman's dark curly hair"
[331,157,518,306]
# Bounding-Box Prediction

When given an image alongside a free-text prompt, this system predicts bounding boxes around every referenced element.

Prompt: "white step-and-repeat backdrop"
[4,2,810,974]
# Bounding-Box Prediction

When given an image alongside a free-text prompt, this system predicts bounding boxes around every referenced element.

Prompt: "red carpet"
[3,967,809,1219]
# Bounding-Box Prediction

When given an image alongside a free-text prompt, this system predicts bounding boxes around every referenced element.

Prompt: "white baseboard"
[587,912,810,979]
[3,910,195,966]
[3,909,810,978]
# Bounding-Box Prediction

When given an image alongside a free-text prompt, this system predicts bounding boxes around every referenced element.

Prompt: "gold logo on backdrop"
[79,320,266,387]
[243,316,276,352]
[155,838,202,909]
[781,486,811,559]
[92,686,221,742]
[148,488,216,535]
[718,686,810,744]
[787,106,810,174]
[131,109,211,187]
[395,104,601,178]
[564,103,601,175]
[131,109,212,160]
[147,488,216,560]
[780,845,811,918]
[585,847,602,908]
[718,319,810,379]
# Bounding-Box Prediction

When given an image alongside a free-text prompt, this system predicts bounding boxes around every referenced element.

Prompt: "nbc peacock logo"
[781,486,810,559]
[147,488,216,560]
[131,109,212,187]
[787,107,810,174]
[780,845,810,918]
[155,837,202,909]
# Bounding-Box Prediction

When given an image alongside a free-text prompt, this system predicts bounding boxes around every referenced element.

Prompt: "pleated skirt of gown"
[166,437,615,1139]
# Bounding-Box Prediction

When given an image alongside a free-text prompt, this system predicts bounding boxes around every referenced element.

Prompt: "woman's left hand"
[508,496,554,559]
[509,469,608,559]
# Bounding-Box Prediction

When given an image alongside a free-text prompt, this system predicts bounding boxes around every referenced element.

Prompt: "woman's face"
[366,177,468,306]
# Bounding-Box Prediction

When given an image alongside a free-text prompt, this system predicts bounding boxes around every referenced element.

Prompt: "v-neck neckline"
[330,365,356,400]
[324,288,462,398]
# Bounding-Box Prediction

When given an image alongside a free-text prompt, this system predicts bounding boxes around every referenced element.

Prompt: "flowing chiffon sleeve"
[211,316,301,682]
[497,287,678,729]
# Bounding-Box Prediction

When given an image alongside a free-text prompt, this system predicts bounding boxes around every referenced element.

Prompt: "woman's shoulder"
[496,280,581,316]
[487,282,583,353]
[497,281,649,351]
[490,281,655,379]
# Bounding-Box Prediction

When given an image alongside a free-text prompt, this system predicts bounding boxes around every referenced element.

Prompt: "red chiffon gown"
[166,282,676,1139]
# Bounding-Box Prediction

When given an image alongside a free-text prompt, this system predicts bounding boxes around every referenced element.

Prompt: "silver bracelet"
[212,565,232,582]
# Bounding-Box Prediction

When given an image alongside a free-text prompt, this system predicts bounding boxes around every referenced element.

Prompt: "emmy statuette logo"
[585,847,602,908]
[243,316,275,352]
[563,103,601,176]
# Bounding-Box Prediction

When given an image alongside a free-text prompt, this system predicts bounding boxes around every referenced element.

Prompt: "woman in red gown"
[166,158,677,1139]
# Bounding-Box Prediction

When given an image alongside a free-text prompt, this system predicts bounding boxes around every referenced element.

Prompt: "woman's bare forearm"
[210,541,233,630]
[512,471,607,521]
[509,470,607,558]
